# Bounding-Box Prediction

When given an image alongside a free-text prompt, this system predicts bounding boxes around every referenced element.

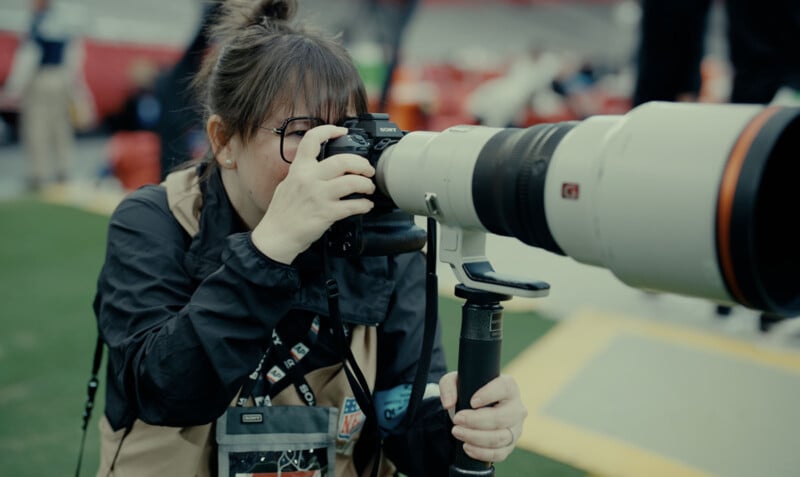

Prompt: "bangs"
[231,33,368,143]
[282,37,368,125]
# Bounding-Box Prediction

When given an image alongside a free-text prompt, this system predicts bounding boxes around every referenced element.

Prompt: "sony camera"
[319,113,426,257]
[318,104,799,315]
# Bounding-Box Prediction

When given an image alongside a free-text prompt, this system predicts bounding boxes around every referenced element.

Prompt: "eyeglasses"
[265,116,326,164]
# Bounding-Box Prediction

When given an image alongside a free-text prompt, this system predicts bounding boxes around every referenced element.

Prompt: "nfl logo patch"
[337,397,366,441]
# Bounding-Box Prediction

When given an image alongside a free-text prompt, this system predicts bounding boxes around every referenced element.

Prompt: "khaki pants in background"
[21,66,75,188]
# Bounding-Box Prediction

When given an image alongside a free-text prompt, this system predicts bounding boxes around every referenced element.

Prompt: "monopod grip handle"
[456,338,502,413]
[450,286,506,477]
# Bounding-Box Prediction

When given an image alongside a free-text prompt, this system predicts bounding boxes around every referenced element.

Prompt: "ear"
[207,114,236,169]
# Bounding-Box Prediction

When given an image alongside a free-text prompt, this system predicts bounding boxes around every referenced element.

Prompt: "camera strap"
[404,218,438,426]
[75,334,104,477]
[321,235,381,477]
[319,221,440,475]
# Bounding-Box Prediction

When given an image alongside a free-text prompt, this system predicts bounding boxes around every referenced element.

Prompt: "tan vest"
[97,168,391,477]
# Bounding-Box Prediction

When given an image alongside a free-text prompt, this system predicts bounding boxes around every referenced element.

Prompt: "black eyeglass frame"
[264,116,326,164]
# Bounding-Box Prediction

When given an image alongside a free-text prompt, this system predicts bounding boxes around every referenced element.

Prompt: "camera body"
[320,113,426,257]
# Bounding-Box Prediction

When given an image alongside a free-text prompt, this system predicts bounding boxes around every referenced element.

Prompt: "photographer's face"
[209,110,295,229]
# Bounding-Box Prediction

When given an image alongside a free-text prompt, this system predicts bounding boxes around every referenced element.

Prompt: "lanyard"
[238,315,321,407]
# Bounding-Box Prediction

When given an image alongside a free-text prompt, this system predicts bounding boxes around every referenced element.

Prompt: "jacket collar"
[183,166,247,281]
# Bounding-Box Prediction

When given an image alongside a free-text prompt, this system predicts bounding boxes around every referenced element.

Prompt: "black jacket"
[93,167,455,474]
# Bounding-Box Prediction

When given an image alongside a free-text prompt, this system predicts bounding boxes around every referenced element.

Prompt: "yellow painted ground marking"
[504,310,800,477]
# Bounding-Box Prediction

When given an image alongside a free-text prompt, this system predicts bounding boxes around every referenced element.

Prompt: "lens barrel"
[467,105,800,315]
[376,103,800,315]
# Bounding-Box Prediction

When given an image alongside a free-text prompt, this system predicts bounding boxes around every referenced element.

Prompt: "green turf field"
[0,199,585,476]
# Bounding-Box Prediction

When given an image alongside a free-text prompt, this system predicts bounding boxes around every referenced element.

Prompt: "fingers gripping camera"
[319,113,426,257]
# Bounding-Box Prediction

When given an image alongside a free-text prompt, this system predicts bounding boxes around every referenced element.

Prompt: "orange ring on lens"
[716,106,779,305]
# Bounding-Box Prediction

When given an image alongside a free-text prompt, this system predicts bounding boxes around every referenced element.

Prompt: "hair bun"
[258,0,296,22]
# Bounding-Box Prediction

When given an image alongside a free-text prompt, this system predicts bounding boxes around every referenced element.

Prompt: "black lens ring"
[472,123,575,254]
[722,107,800,314]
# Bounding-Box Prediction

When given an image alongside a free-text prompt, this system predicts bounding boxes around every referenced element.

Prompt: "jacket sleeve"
[376,252,457,473]
[94,187,299,428]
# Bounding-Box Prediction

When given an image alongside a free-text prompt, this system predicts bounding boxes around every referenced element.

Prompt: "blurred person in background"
[328,0,419,113]
[633,0,800,106]
[155,0,222,179]
[369,0,419,112]
[0,0,93,191]
[102,58,164,191]
[92,1,528,476]
[105,58,163,134]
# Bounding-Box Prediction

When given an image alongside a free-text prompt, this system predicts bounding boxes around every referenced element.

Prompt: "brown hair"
[193,0,368,171]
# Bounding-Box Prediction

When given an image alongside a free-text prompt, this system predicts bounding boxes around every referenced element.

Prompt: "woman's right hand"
[251,125,376,264]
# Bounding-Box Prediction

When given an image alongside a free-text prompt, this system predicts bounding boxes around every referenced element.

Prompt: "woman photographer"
[93,1,527,475]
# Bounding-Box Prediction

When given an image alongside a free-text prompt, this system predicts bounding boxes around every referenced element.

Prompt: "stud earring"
[225,159,233,166]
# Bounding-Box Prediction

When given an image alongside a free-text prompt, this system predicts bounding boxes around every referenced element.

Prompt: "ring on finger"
[505,427,515,447]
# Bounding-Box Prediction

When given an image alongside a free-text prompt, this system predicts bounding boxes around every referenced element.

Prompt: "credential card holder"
[217,405,338,477]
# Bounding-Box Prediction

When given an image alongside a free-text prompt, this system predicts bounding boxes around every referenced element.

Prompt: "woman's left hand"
[439,371,528,463]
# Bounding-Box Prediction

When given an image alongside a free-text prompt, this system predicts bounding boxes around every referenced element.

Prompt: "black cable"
[404,218,438,425]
